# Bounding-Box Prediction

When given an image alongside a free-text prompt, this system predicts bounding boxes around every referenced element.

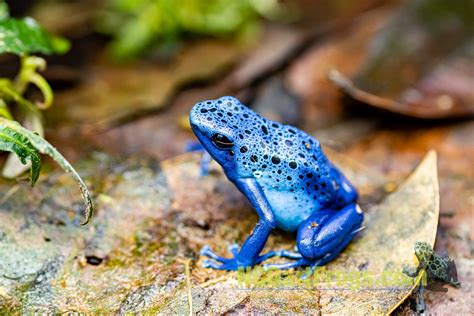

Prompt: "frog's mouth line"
[190,123,212,153]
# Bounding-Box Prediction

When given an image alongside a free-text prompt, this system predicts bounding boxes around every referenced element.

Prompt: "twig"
[0,184,20,204]
[178,258,193,316]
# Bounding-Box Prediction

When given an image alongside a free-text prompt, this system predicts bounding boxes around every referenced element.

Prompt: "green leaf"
[0,125,41,185]
[0,118,93,225]
[0,16,70,55]
[0,98,12,119]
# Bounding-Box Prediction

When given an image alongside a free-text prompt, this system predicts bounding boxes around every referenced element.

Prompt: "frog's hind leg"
[263,258,312,270]
[296,203,364,266]
[278,250,303,259]
[254,249,302,265]
[310,229,362,266]
[262,231,360,271]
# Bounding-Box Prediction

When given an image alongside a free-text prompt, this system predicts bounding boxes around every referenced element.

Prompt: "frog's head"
[190,96,258,180]
[414,241,433,263]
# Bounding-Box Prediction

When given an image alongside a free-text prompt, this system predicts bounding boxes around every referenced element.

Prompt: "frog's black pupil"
[211,134,233,149]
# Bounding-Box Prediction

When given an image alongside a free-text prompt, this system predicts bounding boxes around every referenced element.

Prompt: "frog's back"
[191,96,357,231]
[254,126,339,231]
[226,111,341,231]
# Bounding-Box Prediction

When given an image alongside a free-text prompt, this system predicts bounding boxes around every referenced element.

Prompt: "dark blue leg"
[254,249,303,264]
[311,231,359,266]
[228,243,239,256]
[312,204,362,258]
[263,258,311,270]
[200,245,231,263]
[203,260,231,270]
[254,251,280,264]
[264,204,364,271]
[253,248,302,264]
[185,141,212,176]
[297,203,363,260]
[201,219,274,270]
[200,178,277,270]
[199,151,212,176]
[279,250,302,259]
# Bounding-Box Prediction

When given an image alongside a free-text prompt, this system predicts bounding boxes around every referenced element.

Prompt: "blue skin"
[190,96,364,271]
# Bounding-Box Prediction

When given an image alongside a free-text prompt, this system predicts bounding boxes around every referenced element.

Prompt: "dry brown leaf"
[159,151,439,314]
[45,39,248,130]
[0,150,438,313]
[332,0,474,119]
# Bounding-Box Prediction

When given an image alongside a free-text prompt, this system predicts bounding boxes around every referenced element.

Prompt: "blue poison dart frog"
[189,96,364,271]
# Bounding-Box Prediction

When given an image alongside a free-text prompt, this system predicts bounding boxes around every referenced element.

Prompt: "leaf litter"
[331,0,474,119]
[0,147,438,313]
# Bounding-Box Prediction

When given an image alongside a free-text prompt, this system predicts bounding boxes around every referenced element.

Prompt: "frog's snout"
[189,105,205,133]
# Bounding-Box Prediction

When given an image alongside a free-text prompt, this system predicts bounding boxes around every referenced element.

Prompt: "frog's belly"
[264,190,321,232]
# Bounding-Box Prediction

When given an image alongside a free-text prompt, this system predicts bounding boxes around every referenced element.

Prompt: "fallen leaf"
[286,6,394,129]
[45,39,248,130]
[0,148,439,313]
[159,150,439,314]
[332,0,474,119]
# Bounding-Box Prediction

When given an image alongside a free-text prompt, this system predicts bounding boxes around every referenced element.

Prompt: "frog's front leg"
[265,204,364,270]
[200,178,278,270]
[198,151,212,176]
[185,141,212,176]
[403,264,423,278]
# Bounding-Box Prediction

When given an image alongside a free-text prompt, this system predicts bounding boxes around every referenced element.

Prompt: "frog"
[403,241,460,288]
[189,96,364,271]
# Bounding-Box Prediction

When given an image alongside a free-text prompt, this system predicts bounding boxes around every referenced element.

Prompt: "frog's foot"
[259,250,306,270]
[200,244,281,270]
[255,249,303,266]
[402,265,418,278]
[200,245,232,263]
[200,244,250,270]
[202,259,239,270]
[228,243,239,256]
[263,258,311,271]
[200,244,249,261]
[276,250,303,260]
[202,257,251,270]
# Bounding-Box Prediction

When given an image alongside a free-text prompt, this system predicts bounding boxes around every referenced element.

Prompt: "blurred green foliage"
[0,1,93,224]
[98,0,284,61]
[0,1,69,55]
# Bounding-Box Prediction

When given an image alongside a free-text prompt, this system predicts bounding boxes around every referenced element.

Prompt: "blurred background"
[0,0,472,313]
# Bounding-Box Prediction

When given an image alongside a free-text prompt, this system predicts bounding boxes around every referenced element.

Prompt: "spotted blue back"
[190,96,357,231]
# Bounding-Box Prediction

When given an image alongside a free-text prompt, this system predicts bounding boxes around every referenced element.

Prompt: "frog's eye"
[211,133,234,149]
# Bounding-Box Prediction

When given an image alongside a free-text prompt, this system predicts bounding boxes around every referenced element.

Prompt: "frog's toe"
[279,250,302,260]
[263,259,310,271]
[300,264,319,280]
[254,249,302,265]
[202,259,245,271]
[200,245,230,263]
[203,259,226,270]
[228,243,239,256]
